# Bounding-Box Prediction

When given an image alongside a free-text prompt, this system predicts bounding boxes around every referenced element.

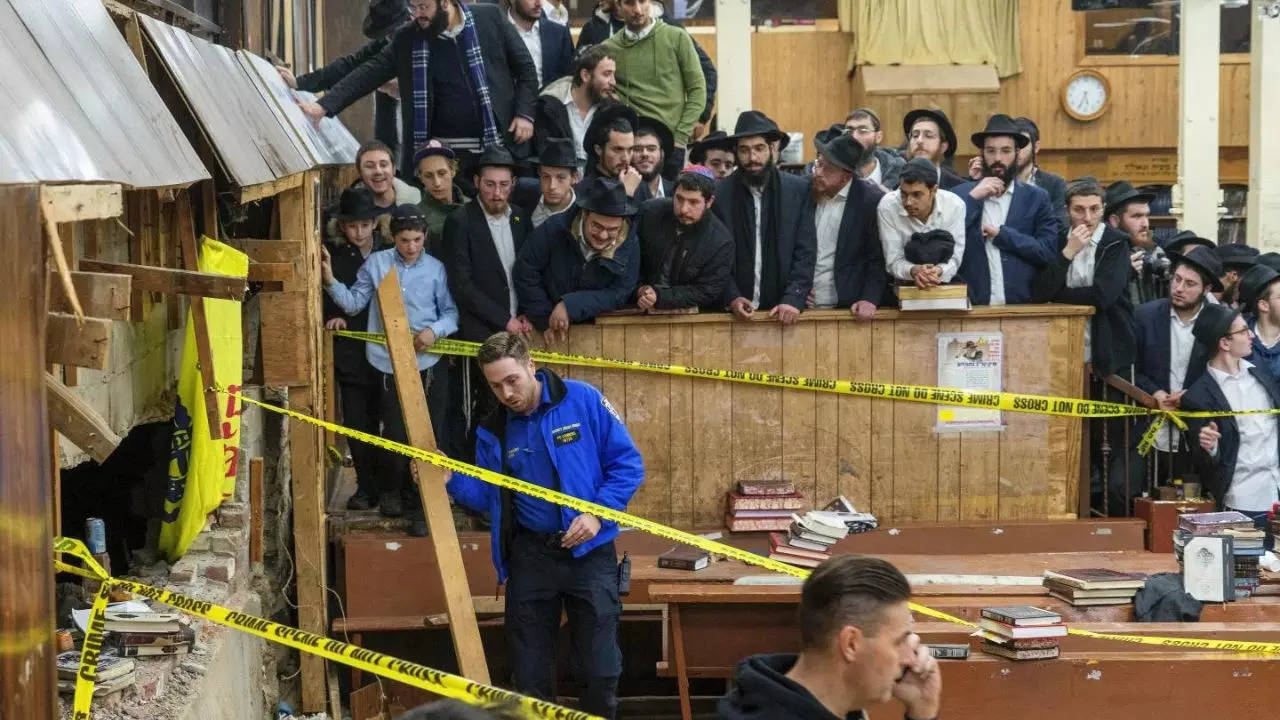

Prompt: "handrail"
[1104,374,1157,410]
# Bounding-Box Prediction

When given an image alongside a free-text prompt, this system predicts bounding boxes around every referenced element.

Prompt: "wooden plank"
[565,325,603,389]
[1047,316,1084,518]
[780,322,817,506]
[891,320,939,522]
[668,324,694,528]
[39,184,124,223]
[44,372,121,464]
[45,313,110,370]
[200,180,218,239]
[837,321,873,511]
[238,171,304,204]
[935,318,965,523]
[288,386,328,710]
[246,261,297,283]
[249,456,264,565]
[375,271,490,684]
[690,323,733,527]
[175,194,223,441]
[957,318,1001,521]
[78,259,247,300]
[869,320,895,518]
[48,271,132,321]
[730,322,783,487]
[998,317,1051,519]
[600,325,628,449]
[624,324,671,524]
[813,321,840,510]
[592,306,1094,325]
[229,239,302,263]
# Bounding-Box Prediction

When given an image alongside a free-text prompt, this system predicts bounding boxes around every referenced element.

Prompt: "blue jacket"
[1133,298,1210,397]
[954,180,1059,305]
[1247,317,1280,380]
[513,206,641,329]
[1181,363,1280,509]
[538,17,575,87]
[446,369,645,583]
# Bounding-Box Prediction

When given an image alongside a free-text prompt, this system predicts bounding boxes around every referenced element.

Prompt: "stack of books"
[767,498,878,568]
[1173,511,1263,601]
[978,606,1066,660]
[106,610,193,657]
[724,480,804,533]
[57,651,136,698]
[1042,568,1146,606]
[896,284,971,311]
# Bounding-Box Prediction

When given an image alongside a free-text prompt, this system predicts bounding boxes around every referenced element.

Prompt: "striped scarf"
[410,3,502,152]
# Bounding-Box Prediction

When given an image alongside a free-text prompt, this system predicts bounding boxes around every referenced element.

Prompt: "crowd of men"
[301,1,1275,717]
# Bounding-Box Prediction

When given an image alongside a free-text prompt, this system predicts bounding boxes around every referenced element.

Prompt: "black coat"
[323,235,389,383]
[296,36,391,93]
[635,177,674,203]
[316,5,539,176]
[1182,364,1280,509]
[1032,167,1069,231]
[536,17,574,87]
[513,207,640,328]
[1134,298,1210,397]
[442,201,531,342]
[939,163,967,191]
[712,172,817,310]
[827,179,888,308]
[1031,224,1137,375]
[635,198,732,310]
[576,14,717,123]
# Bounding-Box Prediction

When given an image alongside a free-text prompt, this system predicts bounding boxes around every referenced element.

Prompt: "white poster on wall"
[936,332,1003,431]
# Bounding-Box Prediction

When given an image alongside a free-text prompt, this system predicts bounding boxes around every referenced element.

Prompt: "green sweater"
[602,21,706,147]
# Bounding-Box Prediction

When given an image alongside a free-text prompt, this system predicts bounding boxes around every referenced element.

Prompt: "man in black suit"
[1183,303,1280,526]
[633,117,676,201]
[299,0,539,177]
[902,108,965,190]
[579,102,643,197]
[806,133,886,320]
[503,0,573,87]
[634,167,732,311]
[713,111,816,325]
[534,46,618,175]
[511,137,580,228]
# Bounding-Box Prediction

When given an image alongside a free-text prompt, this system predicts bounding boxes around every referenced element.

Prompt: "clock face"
[1066,73,1108,118]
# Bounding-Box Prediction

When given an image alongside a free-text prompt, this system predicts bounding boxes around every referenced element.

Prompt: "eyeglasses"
[848,127,876,136]
[1226,327,1253,338]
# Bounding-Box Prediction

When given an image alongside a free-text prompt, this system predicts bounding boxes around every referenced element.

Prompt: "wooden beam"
[228,239,301,263]
[45,313,110,370]
[78,259,246,301]
[39,184,124,223]
[124,12,147,70]
[48,271,132,321]
[239,173,304,204]
[376,271,491,683]
[44,372,122,464]
[249,457,264,565]
[200,180,219,239]
[246,261,297,283]
[176,193,224,441]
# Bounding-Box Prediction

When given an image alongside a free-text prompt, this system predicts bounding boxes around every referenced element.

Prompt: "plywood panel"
[958,318,1002,521]
[998,318,1052,520]
[781,322,817,504]
[731,322,784,487]
[869,321,895,517]
[813,321,841,510]
[935,318,965,523]
[891,320,939,522]
[837,321,873,511]
[1047,316,1086,517]
[669,324,695,528]
[624,325,671,524]
[691,323,733,526]
[566,325,603,389]
[750,30,852,163]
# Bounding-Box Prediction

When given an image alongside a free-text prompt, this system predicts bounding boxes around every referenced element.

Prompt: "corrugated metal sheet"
[0,0,208,187]
[140,13,312,188]
[237,50,359,167]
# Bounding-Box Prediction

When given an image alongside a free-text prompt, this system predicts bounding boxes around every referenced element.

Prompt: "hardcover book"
[725,514,793,532]
[981,641,1060,661]
[976,618,1067,639]
[56,651,134,681]
[103,611,182,634]
[980,606,1063,626]
[658,546,711,571]
[726,491,805,512]
[736,480,797,496]
[1041,569,1146,590]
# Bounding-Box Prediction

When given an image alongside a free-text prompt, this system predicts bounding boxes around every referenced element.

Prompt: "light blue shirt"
[325,248,459,374]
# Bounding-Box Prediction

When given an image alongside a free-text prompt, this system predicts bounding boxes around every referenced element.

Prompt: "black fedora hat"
[690,130,729,164]
[476,145,517,171]
[333,187,381,222]
[724,110,790,151]
[1167,245,1225,291]
[971,113,1029,149]
[815,133,864,175]
[363,0,409,40]
[584,101,638,167]
[814,123,847,147]
[903,108,957,159]
[1216,243,1259,271]
[1239,263,1280,310]
[530,137,578,170]
[636,116,675,161]
[1191,302,1241,349]
[1158,229,1215,255]
[1258,252,1280,272]
[904,229,956,266]
[576,177,639,217]
[1104,181,1155,218]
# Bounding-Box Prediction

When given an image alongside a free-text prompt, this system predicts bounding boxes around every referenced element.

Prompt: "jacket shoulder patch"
[601,395,622,423]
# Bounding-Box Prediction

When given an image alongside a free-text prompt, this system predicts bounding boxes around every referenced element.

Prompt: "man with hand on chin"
[322,205,459,535]
[719,555,941,720]
[447,332,644,718]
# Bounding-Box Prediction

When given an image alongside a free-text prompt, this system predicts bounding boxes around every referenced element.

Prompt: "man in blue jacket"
[955,114,1058,305]
[446,331,644,718]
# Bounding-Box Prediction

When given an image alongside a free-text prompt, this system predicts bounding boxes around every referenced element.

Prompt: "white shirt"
[532,189,574,228]
[866,156,883,187]
[812,180,850,308]
[981,182,1016,306]
[1155,302,1204,452]
[559,87,596,174]
[509,12,544,86]
[877,188,967,285]
[1066,223,1106,360]
[542,1,569,26]
[1207,360,1280,511]
[750,185,764,307]
[485,207,519,317]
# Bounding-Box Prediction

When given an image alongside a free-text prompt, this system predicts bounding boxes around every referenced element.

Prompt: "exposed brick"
[169,558,199,584]
[217,504,247,529]
[187,533,211,553]
[135,671,167,701]
[203,556,235,583]
[208,531,242,557]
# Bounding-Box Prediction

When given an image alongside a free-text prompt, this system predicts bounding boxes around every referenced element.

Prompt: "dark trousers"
[374,91,399,162]
[379,367,434,512]
[427,356,469,461]
[662,146,686,181]
[338,368,383,499]
[505,532,621,719]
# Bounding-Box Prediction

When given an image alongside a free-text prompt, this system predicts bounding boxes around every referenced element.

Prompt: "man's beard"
[742,157,775,187]
[421,5,449,38]
[638,165,660,183]
[587,82,613,105]
[983,159,1018,184]
[1171,292,1204,312]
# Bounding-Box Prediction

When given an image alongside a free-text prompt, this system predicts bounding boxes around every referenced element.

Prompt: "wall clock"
[1061,69,1111,122]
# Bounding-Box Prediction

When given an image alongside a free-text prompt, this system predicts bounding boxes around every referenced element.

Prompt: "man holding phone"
[718,556,942,720]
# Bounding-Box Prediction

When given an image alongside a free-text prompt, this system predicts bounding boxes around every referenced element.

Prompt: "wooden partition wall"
[540,306,1091,528]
